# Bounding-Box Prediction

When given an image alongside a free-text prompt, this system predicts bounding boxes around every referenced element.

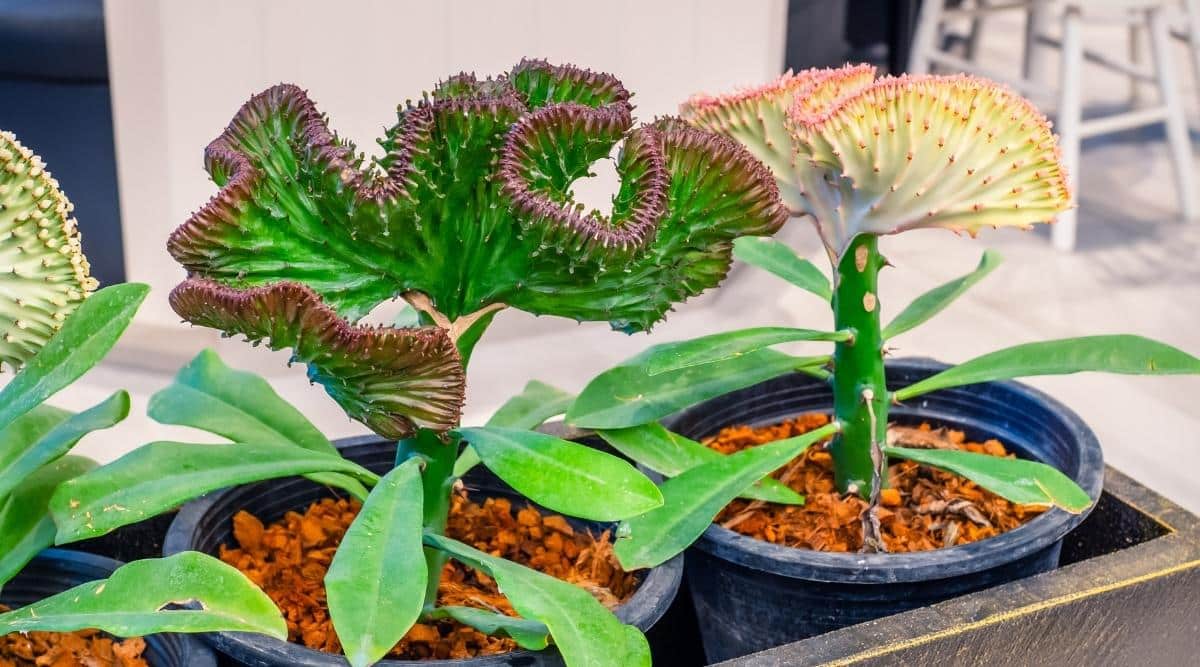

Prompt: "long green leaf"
[0,552,287,638]
[429,606,549,650]
[596,423,803,504]
[883,249,1001,340]
[0,456,96,586]
[454,380,579,478]
[0,283,147,435]
[0,391,129,499]
[896,335,1200,401]
[425,534,650,667]
[326,459,426,667]
[0,405,72,490]
[149,349,367,500]
[50,441,379,542]
[733,236,832,300]
[567,347,821,430]
[886,446,1092,513]
[615,423,838,570]
[456,427,663,522]
[644,327,848,376]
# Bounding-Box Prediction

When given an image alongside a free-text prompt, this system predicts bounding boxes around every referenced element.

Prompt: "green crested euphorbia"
[565,65,1200,565]
[26,60,789,667]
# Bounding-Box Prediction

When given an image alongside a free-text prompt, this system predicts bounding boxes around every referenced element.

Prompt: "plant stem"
[830,235,888,496]
[397,427,458,609]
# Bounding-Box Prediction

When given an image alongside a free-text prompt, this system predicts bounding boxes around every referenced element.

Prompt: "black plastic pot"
[662,358,1105,663]
[1,549,216,667]
[70,512,178,562]
[164,436,683,667]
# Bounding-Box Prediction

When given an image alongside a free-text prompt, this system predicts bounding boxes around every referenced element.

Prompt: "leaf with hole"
[883,250,1001,339]
[0,552,286,637]
[596,422,802,504]
[50,441,379,542]
[886,446,1092,512]
[426,534,650,667]
[456,426,662,521]
[326,459,426,667]
[614,423,838,570]
[896,335,1200,401]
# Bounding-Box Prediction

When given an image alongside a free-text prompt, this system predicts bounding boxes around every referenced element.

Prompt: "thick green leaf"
[568,347,822,430]
[148,349,367,500]
[488,380,577,430]
[0,456,96,585]
[615,423,838,570]
[0,391,129,499]
[733,236,832,300]
[0,552,287,637]
[430,606,549,650]
[886,446,1092,513]
[50,441,379,542]
[326,459,426,667]
[596,423,803,504]
[883,250,1001,340]
[0,283,147,435]
[425,534,650,667]
[0,405,72,488]
[644,327,848,376]
[456,426,663,521]
[896,335,1200,401]
[456,380,579,478]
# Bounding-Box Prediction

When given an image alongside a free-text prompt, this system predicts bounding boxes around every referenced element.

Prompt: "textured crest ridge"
[169,279,465,438]
[0,131,99,369]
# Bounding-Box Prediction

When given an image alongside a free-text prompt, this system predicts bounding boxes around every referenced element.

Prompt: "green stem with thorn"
[830,234,888,496]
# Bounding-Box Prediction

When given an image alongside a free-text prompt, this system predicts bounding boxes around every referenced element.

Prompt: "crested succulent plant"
[0,131,99,369]
[168,59,787,439]
[565,66,1200,565]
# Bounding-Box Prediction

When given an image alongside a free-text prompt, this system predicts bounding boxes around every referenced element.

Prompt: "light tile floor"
[41,11,1200,512]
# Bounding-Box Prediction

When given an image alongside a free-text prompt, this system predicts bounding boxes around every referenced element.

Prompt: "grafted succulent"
[683,67,1070,258]
[169,59,787,437]
[0,131,98,369]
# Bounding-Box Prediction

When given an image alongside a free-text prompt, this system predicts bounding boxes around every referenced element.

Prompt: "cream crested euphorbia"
[566,66,1199,564]
[683,65,1071,259]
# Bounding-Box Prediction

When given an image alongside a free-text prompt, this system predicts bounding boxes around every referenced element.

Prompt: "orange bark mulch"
[219,490,635,661]
[708,413,1045,553]
[0,606,147,667]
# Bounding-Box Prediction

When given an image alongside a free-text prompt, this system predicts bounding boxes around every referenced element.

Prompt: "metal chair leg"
[907,0,943,74]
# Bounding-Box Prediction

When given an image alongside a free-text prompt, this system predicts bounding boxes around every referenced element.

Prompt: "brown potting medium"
[707,413,1045,553]
[0,606,148,667]
[219,490,637,661]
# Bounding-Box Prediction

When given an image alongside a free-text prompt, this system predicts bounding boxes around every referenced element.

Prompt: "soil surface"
[0,606,147,667]
[220,490,635,660]
[708,413,1045,552]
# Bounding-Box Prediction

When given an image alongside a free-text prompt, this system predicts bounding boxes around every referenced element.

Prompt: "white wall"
[104,0,789,335]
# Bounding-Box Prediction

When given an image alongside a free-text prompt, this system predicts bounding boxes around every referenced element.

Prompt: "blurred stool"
[908,1,1198,251]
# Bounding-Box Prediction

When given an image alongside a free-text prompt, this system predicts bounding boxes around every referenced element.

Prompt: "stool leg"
[965,0,988,62]
[1184,0,1200,114]
[1054,6,1084,252]
[908,0,943,74]
[1148,5,1199,222]
[1024,0,1054,90]
[1129,17,1146,107]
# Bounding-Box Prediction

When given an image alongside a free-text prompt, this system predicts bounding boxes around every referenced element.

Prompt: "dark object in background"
[0,0,125,285]
[784,1,850,70]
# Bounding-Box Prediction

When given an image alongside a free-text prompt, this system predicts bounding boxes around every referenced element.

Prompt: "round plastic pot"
[164,436,683,667]
[70,512,178,562]
[661,358,1105,662]
[1,549,216,667]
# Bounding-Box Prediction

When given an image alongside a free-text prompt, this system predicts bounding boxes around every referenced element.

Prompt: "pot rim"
[662,357,1105,584]
[164,436,683,666]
